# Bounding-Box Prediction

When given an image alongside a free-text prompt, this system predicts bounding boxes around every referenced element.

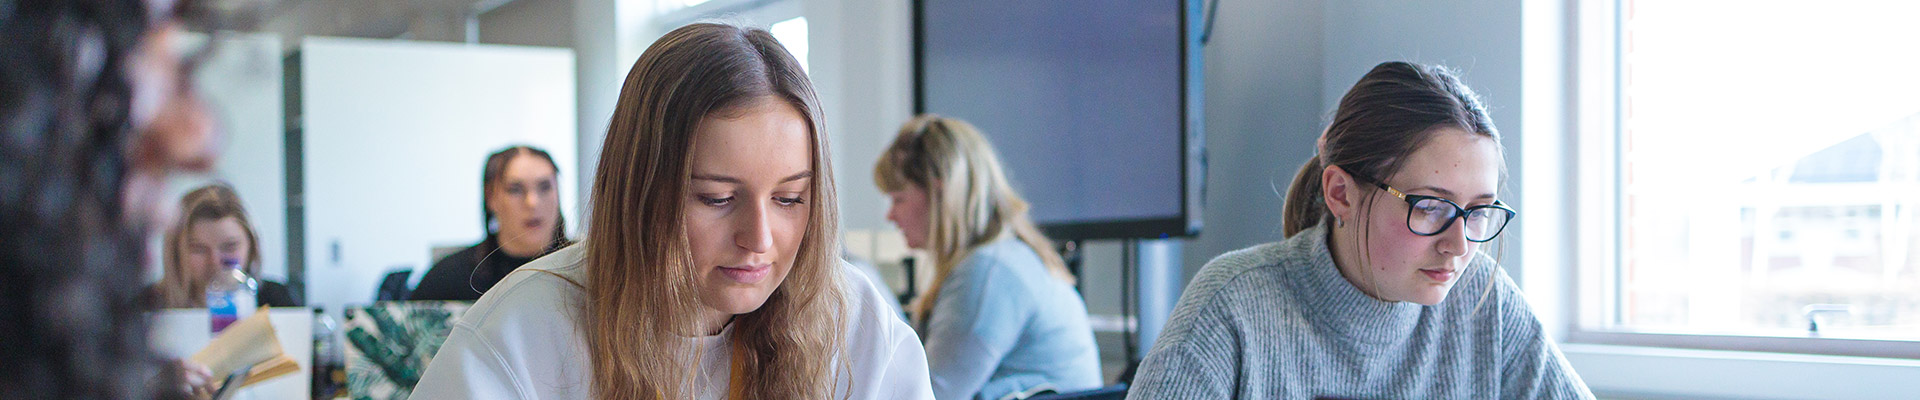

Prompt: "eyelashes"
[695,195,807,207]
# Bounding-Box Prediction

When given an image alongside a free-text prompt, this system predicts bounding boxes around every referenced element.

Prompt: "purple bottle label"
[210,292,239,333]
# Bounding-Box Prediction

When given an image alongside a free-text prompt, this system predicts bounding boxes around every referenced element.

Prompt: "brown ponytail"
[1283,155,1330,238]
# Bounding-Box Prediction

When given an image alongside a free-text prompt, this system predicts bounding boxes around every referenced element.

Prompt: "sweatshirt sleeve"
[1126,270,1244,399]
[412,324,529,399]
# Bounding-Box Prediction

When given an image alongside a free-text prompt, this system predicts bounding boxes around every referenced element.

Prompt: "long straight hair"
[155,183,263,308]
[873,114,1073,323]
[582,22,845,399]
[1282,61,1507,307]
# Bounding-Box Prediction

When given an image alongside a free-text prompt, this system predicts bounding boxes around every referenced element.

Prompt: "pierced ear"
[1321,165,1359,225]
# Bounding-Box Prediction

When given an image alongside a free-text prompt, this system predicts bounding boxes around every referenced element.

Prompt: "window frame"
[1563,0,1920,360]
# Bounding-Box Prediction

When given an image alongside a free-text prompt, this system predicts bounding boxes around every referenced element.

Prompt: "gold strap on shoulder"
[728,339,749,398]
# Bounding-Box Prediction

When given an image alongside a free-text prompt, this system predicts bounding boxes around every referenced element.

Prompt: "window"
[768,16,808,72]
[651,0,806,69]
[1580,0,1920,354]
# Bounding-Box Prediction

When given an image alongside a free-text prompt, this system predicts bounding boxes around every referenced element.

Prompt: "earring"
[1335,217,1345,228]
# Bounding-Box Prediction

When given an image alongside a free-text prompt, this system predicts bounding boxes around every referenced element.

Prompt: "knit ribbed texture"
[1126,223,1594,399]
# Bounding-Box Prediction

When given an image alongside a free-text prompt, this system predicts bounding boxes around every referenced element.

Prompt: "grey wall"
[1074,0,1534,313]
[480,0,576,48]
[807,0,915,235]
[1177,0,1329,285]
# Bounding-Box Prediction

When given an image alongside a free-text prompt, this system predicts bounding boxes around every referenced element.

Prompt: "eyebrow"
[692,170,814,185]
[1406,185,1497,201]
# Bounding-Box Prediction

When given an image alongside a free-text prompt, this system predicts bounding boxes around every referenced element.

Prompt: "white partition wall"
[296,37,577,315]
[144,33,289,285]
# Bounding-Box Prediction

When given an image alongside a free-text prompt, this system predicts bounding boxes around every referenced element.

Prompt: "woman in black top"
[410,146,571,301]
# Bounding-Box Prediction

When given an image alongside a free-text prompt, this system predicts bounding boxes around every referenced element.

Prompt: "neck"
[695,305,732,337]
[1326,221,1389,302]
[495,234,545,258]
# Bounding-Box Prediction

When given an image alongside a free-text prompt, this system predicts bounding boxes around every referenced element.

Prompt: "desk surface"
[150,308,313,400]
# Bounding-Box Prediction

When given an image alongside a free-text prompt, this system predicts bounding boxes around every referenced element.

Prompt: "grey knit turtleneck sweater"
[1126,223,1593,399]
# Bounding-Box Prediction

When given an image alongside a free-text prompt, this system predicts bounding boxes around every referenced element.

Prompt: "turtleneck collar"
[1282,222,1423,346]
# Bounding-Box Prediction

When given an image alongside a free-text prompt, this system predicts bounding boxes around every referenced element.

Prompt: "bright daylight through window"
[1607,0,1920,342]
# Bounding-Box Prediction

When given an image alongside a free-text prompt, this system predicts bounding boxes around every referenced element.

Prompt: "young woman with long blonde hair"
[413,23,933,399]
[149,183,301,308]
[875,115,1101,399]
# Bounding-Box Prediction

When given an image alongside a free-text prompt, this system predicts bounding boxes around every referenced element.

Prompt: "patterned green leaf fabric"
[344,301,471,400]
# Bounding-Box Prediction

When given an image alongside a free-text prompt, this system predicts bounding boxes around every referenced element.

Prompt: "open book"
[191,308,302,389]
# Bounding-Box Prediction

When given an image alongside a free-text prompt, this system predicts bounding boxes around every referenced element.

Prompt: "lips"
[1420,268,1455,282]
[718,263,772,284]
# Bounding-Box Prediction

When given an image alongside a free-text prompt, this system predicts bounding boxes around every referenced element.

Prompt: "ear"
[923,179,943,204]
[482,185,506,221]
[1321,165,1361,225]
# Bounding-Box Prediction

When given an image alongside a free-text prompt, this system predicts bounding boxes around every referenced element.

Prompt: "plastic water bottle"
[207,257,258,334]
[312,307,346,399]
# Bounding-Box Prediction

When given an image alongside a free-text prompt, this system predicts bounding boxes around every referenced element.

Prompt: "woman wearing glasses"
[1127,61,1593,399]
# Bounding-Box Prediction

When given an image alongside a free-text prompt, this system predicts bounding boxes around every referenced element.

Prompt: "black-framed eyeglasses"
[1345,169,1516,242]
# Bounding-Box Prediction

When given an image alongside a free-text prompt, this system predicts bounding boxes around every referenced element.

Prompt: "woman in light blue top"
[874,115,1104,400]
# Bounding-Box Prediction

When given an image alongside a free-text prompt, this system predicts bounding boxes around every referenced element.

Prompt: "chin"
[710,288,776,315]
[1407,289,1451,306]
[517,238,550,251]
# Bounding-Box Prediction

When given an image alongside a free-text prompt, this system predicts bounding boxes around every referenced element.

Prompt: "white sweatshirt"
[411,244,935,399]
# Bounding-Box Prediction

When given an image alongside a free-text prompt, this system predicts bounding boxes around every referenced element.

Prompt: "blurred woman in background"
[410,145,570,301]
[875,115,1102,399]
[150,183,301,308]
[0,0,223,397]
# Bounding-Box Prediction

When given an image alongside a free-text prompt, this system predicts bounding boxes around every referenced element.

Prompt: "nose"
[884,200,901,227]
[1435,216,1470,257]
[522,190,542,208]
[735,200,775,254]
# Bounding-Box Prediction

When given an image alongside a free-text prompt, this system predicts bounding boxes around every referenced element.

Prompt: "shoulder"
[840,260,907,336]
[955,239,1042,272]
[419,244,486,287]
[421,245,591,395]
[256,280,302,307]
[456,244,588,333]
[948,238,1053,291]
[834,261,935,398]
[1181,240,1294,307]
[427,244,486,272]
[839,259,922,360]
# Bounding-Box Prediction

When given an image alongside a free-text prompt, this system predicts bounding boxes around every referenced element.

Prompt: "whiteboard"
[297,37,577,316]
